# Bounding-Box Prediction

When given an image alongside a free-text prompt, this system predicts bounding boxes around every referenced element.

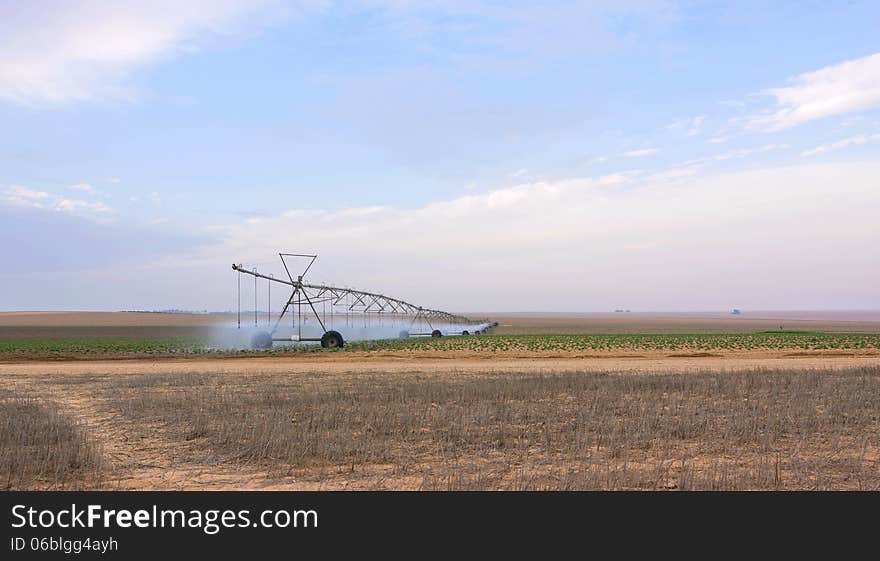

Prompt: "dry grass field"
[2,366,878,490]
[1,390,103,489]
[2,311,880,490]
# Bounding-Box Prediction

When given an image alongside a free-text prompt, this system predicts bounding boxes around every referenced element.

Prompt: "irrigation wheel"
[321,330,345,348]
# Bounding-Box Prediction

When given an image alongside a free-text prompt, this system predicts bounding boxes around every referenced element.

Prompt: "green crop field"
[0,337,210,360]
[1,331,878,360]
[347,332,880,353]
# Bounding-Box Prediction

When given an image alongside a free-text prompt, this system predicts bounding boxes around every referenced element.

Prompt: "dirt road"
[2,349,879,378]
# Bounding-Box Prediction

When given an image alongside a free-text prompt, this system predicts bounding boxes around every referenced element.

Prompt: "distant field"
[3,310,880,337]
[0,325,213,341]
[0,312,221,341]
[489,311,880,334]
[2,332,879,361]
[0,311,227,327]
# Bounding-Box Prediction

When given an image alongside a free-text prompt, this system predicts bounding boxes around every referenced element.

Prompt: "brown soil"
[3,349,880,377]
[0,311,229,327]
[488,311,880,334]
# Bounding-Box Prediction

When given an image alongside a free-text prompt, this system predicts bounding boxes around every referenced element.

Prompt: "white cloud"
[707,136,728,144]
[582,150,655,165]
[68,183,94,193]
[54,198,113,214]
[1,185,51,209]
[0,1,283,104]
[687,115,706,136]
[801,133,880,157]
[717,143,788,160]
[682,144,788,167]
[212,161,880,310]
[747,52,880,131]
[623,148,659,157]
[668,115,706,136]
[1,185,113,215]
[581,155,609,165]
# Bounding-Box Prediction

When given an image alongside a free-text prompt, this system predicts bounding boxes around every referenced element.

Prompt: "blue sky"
[1,1,879,311]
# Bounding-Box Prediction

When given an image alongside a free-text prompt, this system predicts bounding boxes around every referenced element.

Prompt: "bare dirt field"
[0,311,227,327]
[3,351,880,377]
[0,311,224,340]
[3,309,880,338]
[488,310,880,334]
[2,310,879,490]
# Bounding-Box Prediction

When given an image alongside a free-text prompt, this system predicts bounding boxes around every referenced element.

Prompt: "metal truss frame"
[232,253,485,342]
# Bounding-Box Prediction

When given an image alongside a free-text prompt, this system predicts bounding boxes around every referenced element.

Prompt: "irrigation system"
[233,253,494,349]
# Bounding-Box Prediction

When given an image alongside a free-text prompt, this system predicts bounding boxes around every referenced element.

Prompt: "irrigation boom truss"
[232,253,493,349]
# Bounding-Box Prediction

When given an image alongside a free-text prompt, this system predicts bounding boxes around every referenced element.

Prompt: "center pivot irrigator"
[232,253,494,349]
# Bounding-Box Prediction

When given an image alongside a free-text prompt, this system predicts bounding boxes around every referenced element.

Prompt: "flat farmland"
[2,311,880,490]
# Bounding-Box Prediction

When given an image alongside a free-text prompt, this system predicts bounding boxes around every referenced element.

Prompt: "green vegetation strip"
[346,332,880,352]
[0,337,210,359]
[0,332,878,359]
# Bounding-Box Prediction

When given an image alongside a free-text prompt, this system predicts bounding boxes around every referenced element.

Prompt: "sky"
[1,0,878,312]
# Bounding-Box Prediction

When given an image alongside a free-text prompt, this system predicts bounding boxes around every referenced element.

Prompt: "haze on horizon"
[1,1,878,313]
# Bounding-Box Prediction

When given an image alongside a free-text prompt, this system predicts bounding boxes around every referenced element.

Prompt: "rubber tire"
[474,330,482,335]
[251,331,273,349]
[431,329,442,338]
[399,330,410,339]
[462,330,469,336]
[321,330,345,348]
